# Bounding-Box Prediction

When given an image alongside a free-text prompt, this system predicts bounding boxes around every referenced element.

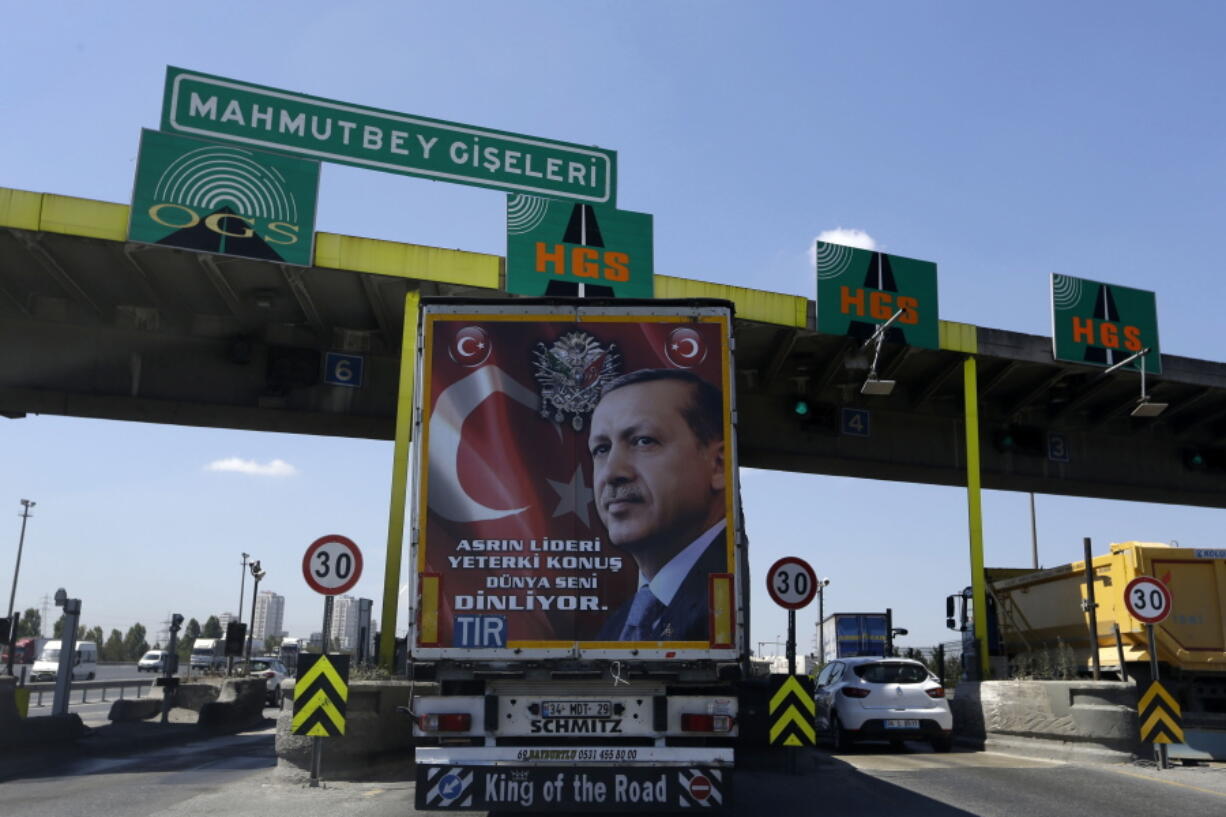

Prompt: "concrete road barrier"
[4,713,86,750]
[108,697,164,722]
[198,679,266,732]
[952,679,1141,762]
[0,675,19,727]
[171,682,220,711]
[275,680,434,780]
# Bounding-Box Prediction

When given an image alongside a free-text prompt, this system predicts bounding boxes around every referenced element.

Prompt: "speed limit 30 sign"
[303,534,364,595]
[1124,576,1172,624]
[766,557,818,610]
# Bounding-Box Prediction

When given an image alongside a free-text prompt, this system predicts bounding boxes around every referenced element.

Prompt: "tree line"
[12,607,151,662]
[14,608,285,663]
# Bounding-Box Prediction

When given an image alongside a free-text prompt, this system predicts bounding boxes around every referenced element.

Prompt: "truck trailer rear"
[407,298,745,811]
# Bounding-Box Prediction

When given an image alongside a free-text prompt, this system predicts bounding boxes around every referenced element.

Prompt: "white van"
[31,640,98,682]
[137,649,169,672]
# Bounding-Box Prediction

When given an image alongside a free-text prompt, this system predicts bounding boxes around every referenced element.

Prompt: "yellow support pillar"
[963,356,990,679]
[379,291,420,671]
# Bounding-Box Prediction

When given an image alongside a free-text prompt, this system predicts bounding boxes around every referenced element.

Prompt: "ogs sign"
[128,128,320,266]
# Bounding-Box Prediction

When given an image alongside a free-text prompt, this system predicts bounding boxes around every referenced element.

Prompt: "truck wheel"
[831,713,853,753]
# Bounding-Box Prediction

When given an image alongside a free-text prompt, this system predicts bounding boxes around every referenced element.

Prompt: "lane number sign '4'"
[303,534,364,596]
[766,556,818,610]
[1124,576,1172,625]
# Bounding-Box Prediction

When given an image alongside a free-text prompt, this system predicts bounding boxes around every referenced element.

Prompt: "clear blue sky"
[2,1,1223,653]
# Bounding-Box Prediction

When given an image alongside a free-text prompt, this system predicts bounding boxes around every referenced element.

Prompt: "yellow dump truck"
[986,542,1226,681]
[949,541,1226,758]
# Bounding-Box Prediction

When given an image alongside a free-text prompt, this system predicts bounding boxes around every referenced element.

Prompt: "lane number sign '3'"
[303,534,364,595]
[766,556,818,610]
[1123,576,1172,625]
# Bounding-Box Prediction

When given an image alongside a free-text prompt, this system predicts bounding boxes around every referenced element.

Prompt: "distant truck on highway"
[820,612,890,664]
[189,637,225,672]
[278,637,304,676]
[1,636,46,666]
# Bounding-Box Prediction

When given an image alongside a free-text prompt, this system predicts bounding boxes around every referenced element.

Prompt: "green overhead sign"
[815,242,940,349]
[128,128,319,266]
[505,195,653,297]
[1051,274,1161,374]
[161,67,616,204]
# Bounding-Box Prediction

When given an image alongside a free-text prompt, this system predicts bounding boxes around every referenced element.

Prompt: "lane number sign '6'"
[1123,576,1172,625]
[766,556,818,610]
[303,534,364,596]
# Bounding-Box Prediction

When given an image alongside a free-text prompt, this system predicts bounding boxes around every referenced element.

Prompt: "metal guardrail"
[21,678,156,709]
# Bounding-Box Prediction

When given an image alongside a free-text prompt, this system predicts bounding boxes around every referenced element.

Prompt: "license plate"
[542,700,612,718]
[884,719,920,729]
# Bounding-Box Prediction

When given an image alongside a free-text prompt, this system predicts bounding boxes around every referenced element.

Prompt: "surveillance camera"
[54,588,68,606]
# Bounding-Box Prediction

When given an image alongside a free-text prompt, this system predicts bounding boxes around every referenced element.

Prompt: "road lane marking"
[362,788,385,797]
[834,750,1064,772]
[1098,765,1226,800]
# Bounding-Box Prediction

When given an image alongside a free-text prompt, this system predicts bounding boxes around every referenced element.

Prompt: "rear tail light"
[926,687,946,698]
[841,686,871,698]
[261,671,275,679]
[417,713,472,732]
[680,713,735,733]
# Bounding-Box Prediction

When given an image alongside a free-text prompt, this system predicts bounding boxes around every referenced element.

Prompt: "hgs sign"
[128,129,319,266]
[815,242,940,349]
[1051,274,1161,373]
[505,195,653,297]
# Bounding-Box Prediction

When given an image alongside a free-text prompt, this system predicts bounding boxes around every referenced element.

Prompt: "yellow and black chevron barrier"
[292,653,350,737]
[768,674,816,746]
[1138,681,1183,745]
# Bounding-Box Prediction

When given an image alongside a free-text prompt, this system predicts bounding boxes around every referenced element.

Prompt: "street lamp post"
[245,560,266,662]
[237,552,250,626]
[885,607,908,657]
[756,637,786,664]
[817,578,830,664]
[51,587,81,717]
[228,552,250,677]
[6,499,36,627]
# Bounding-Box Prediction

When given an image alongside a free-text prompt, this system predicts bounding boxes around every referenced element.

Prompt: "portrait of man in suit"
[588,368,728,641]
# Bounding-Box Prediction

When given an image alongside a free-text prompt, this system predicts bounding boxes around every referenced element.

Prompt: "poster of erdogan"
[412,302,740,656]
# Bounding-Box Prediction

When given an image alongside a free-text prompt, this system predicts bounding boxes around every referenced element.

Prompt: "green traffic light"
[793,399,810,417]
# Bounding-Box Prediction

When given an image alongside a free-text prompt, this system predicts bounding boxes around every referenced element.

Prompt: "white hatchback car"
[814,657,953,752]
[235,657,290,707]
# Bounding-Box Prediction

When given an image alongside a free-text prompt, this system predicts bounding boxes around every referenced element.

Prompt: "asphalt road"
[812,744,1226,817]
[2,730,277,817]
[5,736,1225,817]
